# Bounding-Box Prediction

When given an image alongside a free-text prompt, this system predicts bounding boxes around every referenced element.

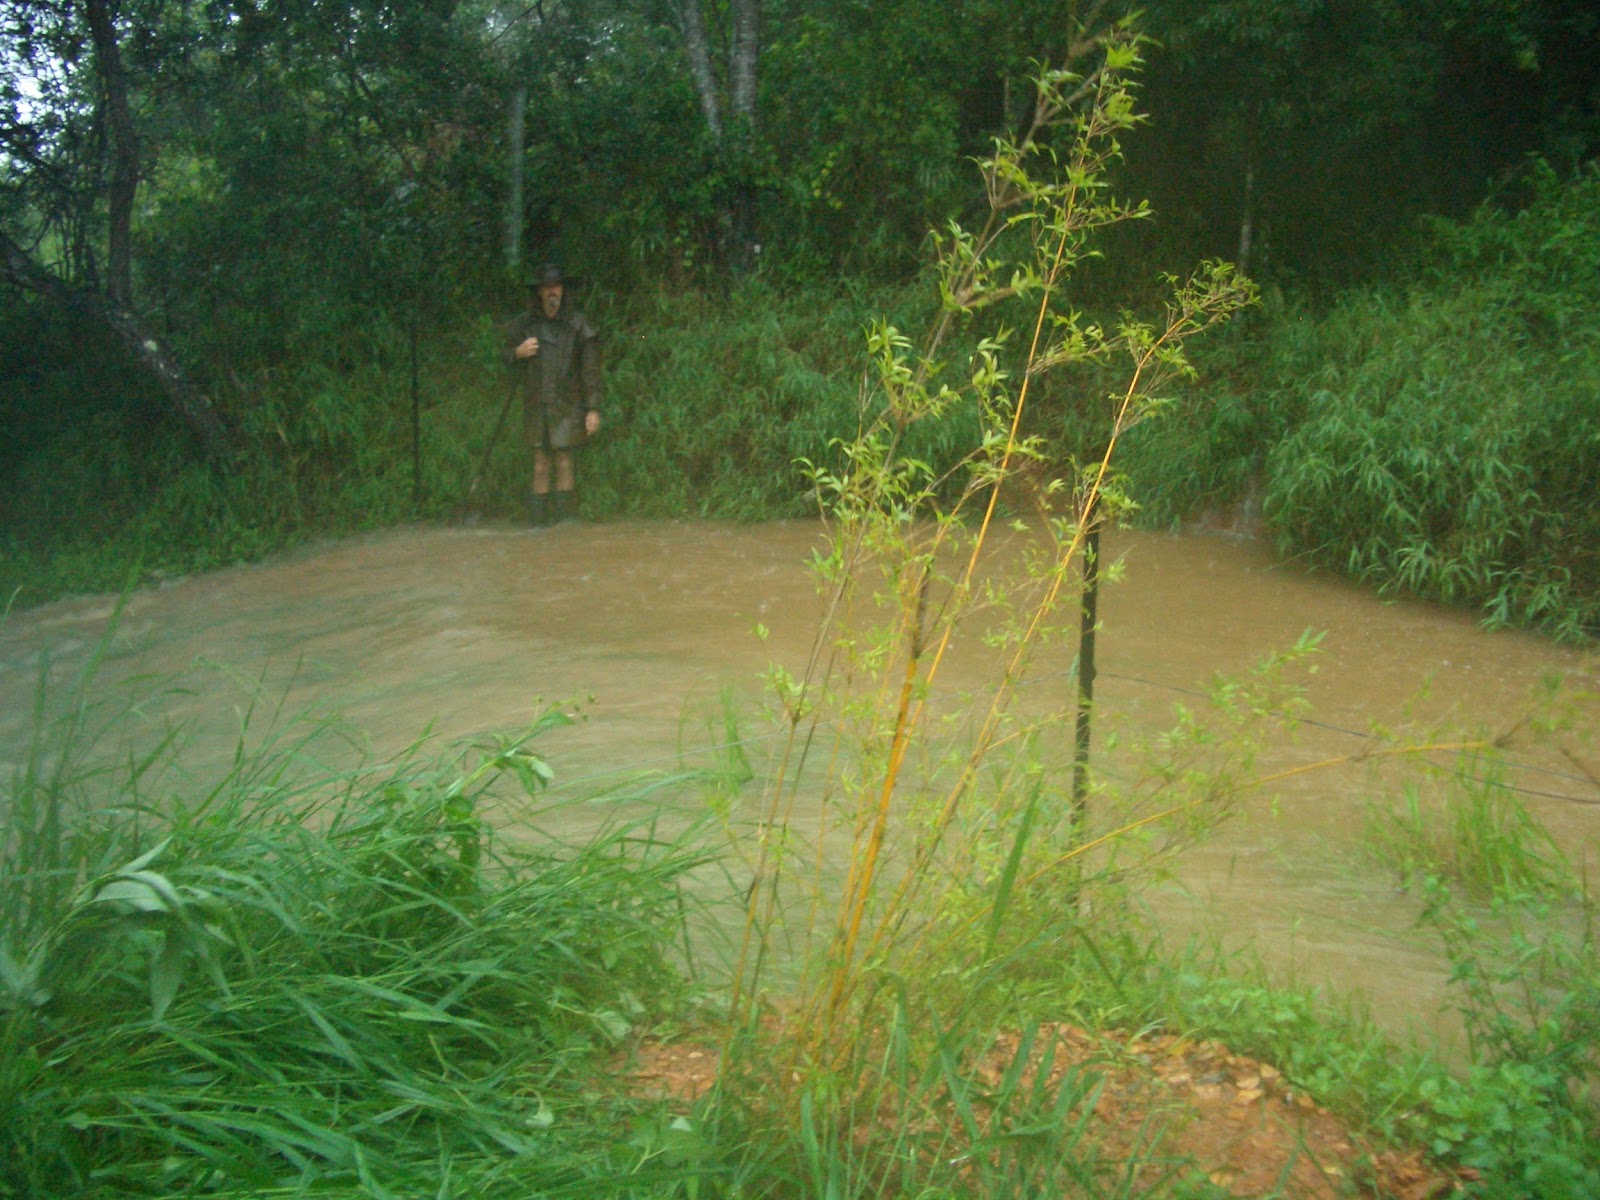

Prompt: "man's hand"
[585,410,601,436]
[515,336,540,359]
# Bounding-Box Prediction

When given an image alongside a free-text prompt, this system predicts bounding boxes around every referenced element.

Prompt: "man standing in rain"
[504,263,603,526]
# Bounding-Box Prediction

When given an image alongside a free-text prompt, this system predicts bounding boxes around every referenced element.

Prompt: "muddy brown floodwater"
[2,519,1596,1046]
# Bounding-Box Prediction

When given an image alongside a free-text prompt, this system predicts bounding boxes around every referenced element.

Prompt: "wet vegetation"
[6,598,1597,1198]
[1122,163,1600,641]
[2,0,1598,635]
[5,4,1600,1198]
[2,663,710,1198]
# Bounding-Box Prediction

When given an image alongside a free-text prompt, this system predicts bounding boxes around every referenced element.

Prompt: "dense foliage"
[1123,162,1600,638]
[3,14,1598,1189]
[2,0,1598,632]
[2,694,704,1198]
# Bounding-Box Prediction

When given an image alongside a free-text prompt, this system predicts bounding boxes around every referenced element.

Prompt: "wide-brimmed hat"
[527,262,566,288]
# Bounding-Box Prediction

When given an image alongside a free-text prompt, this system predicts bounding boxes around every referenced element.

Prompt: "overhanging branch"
[1,229,233,456]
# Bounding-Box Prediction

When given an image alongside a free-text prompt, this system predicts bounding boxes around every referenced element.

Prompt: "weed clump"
[1122,160,1600,640]
[0,690,702,1199]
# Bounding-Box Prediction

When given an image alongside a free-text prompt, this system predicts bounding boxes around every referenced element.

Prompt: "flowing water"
[3,519,1595,1043]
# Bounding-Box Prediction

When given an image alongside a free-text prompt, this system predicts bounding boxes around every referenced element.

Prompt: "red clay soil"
[621,1023,1469,1199]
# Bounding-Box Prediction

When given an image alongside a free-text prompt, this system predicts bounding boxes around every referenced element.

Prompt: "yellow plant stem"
[819,633,924,1032]
[851,324,1186,992]
[805,210,1088,1034]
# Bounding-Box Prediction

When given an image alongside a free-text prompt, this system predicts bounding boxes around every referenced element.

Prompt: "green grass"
[1118,161,1600,641]
[0,278,955,609]
[1362,774,1578,904]
[584,278,968,521]
[1,653,714,1199]
[5,635,1598,1197]
[727,1001,1203,1199]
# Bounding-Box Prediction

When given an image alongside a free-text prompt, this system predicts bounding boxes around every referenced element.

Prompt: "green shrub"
[0,674,706,1199]
[1359,732,1580,904]
[1120,161,1600,639]
[1415,886,1600,1197]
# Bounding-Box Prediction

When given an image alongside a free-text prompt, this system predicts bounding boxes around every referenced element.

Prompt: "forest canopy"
[4,0,1593,326]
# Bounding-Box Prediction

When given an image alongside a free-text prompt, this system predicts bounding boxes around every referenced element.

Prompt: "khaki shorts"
[525,401,588,451]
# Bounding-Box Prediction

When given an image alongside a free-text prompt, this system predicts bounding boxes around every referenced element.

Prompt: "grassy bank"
[0,279,947,609]
[6,38,1595,1198]
[1,667,714,1198]
[6,166,1599,637]
[1121,161,1600,641]
[5,648,1596,1198]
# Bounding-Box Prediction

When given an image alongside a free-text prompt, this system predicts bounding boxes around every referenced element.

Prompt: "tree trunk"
[1238,104,1264,277]
[729,0,759,127]
[1238,154,1255,276]
[85,0,140,307]
[676,0,723,138]
[1071,513,1099,828]
[1,230,232,456]
[727,0,761,271]
[674,0,762,274]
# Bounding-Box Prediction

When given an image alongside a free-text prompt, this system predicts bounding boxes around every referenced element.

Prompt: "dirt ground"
[623,1023,1467,1199]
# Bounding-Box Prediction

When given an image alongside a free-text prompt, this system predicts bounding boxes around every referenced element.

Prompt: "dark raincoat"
[503,306,603,451]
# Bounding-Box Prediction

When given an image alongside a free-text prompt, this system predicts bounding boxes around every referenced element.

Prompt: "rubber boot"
[552,489,575,524]
[528,492,552,527]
